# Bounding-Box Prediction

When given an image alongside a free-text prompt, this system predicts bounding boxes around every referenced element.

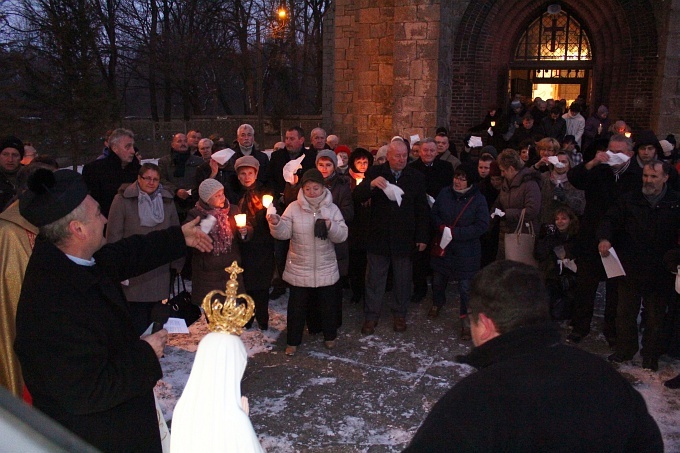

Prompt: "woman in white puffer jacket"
[267,169,348,356]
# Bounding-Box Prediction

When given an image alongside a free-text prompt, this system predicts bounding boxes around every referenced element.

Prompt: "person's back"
[404,261,662,453]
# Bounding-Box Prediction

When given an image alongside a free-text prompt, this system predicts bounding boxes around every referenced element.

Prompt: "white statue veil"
[170,332,264,452]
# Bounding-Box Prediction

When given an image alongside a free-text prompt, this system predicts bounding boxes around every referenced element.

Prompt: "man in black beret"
[0,136,25,211]
[14,168,212,452]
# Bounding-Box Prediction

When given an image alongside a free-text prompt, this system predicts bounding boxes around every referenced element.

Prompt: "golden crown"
[202,261,255,335]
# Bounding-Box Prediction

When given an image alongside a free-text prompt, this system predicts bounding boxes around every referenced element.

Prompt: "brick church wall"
[324,0,676,149]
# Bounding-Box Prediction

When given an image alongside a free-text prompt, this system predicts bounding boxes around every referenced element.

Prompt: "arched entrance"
[508,8,592,107]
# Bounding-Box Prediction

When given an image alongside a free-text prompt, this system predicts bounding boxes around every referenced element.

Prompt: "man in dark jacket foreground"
[14,169,212,452]
[404,260,662,453]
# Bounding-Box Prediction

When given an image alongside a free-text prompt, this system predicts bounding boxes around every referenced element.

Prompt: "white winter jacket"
[269,188,348,288]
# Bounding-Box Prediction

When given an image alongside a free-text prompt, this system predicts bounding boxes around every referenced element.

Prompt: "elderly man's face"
[237,128,254,148]
[80,195,108,255]
[419,142,437,164]
[198,140,213,160]
[311,130,327,151]
[638,145,657,164]
[642,164,668,196]
[172,134,189,153]
[111,135,136,165]
[285,130,305,153]
[0,147,21,172]
[387,142,408,171]
[608,140,634,170]
[187,131,201,148]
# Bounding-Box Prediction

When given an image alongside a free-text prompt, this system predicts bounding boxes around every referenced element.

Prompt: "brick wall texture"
[324,0,677,149]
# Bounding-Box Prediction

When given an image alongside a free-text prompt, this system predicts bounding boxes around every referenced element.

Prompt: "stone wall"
[326,0,446,148]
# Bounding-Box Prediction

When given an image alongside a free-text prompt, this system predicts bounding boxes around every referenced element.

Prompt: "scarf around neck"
[195,202,233,256]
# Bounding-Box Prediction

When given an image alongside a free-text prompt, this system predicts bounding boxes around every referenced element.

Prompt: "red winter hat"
[334,145,351,155]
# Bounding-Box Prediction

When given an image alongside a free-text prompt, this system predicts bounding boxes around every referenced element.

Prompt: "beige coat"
[106,183,183,302]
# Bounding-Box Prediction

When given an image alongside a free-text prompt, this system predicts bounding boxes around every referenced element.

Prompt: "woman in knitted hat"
[267,169,348,356]
[185,178,252,306]
[234,156,275,330]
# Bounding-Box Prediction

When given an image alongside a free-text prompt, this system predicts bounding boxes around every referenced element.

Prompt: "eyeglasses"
[454,175,467,181]
[140,176,160,183]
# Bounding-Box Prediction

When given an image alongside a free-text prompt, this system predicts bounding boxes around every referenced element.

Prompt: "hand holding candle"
[264,194,277,216]
[235,213,247,239]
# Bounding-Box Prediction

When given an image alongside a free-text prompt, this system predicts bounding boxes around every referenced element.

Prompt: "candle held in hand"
[262,194,273,208]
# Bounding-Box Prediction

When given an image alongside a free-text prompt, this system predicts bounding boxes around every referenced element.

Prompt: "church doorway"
[508,7,592,107]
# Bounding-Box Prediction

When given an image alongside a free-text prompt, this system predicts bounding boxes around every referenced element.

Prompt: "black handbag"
[151,274,201,327]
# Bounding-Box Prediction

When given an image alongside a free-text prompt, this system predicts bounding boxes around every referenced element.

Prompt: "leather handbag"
[151,273,202,327]
[504,208,538,267]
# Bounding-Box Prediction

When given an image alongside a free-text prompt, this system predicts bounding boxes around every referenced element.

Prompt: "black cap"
[19,169,89,227]
[1,136,25,158]
[300,168,325,187]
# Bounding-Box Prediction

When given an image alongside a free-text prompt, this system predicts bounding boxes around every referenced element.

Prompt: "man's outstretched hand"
[182,217,213,252]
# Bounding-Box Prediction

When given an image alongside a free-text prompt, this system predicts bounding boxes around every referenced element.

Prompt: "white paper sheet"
[211,148,235,166]
[427,194,435,208]
[601,247,626,278]
[468,136,483,148]
[410,134,421,146]
[382,182,405,206]
[547,156,566,168]
[605,151,631,166]
[439,226,452,249]
[164,317,190,334]
[283,155,305,184]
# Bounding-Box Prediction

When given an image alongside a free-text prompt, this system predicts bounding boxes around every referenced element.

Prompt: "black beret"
[1,136,25,158]
[19,169,89,227]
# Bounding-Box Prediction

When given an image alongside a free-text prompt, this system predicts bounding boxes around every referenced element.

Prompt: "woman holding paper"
[234,156,276,330]
[106,163,183,335]
[429,166,489,339]
[185,178,251,306]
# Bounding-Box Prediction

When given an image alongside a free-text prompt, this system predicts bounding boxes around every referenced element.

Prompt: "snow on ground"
[157,289,680,451]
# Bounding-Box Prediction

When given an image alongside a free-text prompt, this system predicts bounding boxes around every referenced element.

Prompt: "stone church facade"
[322,0,679,148]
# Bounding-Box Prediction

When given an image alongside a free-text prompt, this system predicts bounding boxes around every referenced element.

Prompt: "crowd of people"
[0,93,679,450]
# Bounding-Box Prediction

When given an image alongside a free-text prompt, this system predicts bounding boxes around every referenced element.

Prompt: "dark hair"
[644,160,671,176]
[550,106,562,115]
[287,126,305,140]
[349,147,374,172]
[553,206,579,236]
[139,162,160,176]
[568,102,580,113]
[468,261,550,334]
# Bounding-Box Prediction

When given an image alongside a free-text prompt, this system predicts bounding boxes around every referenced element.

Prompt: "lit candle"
[234,213,247,239]
[356,178,363,185]
[262,194,273,208]
[490,121,496,127]
[624,132,632,138]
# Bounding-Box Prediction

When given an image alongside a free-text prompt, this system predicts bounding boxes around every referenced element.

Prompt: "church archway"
[509,7,592,108]
[447,0,658,142]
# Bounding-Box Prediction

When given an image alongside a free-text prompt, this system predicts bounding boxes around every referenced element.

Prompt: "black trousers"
[570,257,618,339]
[288,285,338,346]
[248,289,270,328]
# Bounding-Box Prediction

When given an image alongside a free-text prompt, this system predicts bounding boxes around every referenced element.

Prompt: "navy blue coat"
[430,184,489,280]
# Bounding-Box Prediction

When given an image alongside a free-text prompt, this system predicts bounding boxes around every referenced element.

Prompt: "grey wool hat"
[198,178,224,203]
[315,149,338,168]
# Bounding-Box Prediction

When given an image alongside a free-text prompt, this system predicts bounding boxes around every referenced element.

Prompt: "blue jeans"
[432,272,471,317]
